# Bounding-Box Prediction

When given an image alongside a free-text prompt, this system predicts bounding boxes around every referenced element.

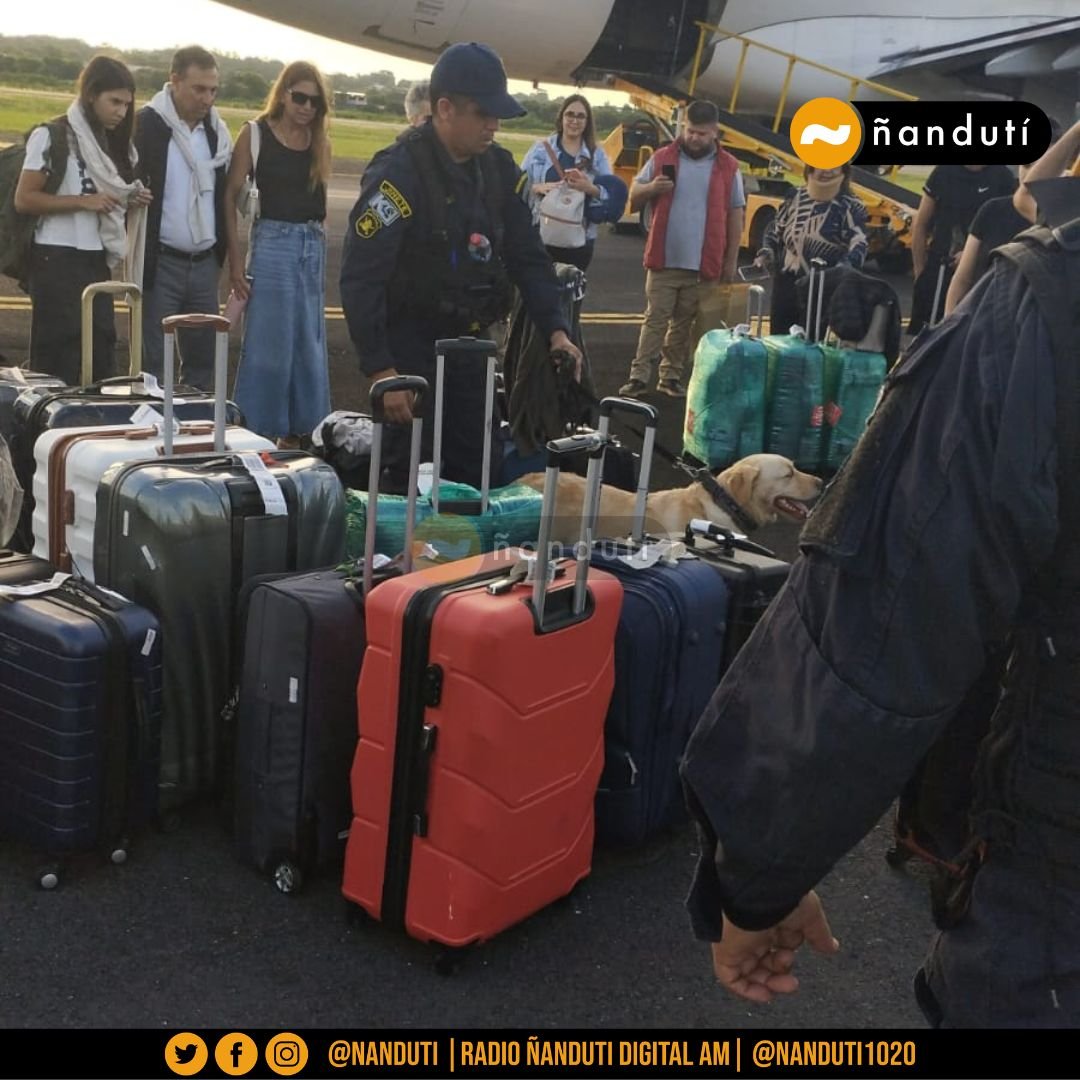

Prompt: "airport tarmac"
[0,174,934,1031]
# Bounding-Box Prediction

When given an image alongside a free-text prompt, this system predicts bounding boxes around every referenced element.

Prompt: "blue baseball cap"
[430,42,526,120]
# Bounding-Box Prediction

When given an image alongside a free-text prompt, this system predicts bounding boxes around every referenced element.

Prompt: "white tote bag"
[537,140,587,249]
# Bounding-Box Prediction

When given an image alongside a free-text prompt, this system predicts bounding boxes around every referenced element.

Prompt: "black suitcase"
[682,521,791,678]
[0,570,163,888]
[231,567,367,892]
[230,375,429,891]
[1,367,67,444]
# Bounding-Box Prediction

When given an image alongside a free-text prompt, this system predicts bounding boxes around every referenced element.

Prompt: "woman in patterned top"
[753,164,868,336]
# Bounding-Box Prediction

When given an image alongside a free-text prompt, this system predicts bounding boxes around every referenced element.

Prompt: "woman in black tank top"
[224,61,332,444]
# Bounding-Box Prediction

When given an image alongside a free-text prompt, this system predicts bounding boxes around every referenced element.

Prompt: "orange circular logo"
[790,97,863,169]
[165,1032,208,1077]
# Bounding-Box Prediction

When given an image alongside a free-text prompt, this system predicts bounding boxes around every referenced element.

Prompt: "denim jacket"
[520,134,613,242]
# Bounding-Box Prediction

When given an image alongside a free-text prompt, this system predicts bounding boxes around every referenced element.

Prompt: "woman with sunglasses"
[14,55,151,385]
[520,94,617,271]
[225,61,332,447]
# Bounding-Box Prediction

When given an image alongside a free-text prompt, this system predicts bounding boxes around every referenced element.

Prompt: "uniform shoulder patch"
[378,179,413,218]
[355,209,382,239]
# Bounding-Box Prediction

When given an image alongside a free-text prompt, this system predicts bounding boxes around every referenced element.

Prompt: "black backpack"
[0,119,69,292]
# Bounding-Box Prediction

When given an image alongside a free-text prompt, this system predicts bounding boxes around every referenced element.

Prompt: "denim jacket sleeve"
[680,262,1059,938]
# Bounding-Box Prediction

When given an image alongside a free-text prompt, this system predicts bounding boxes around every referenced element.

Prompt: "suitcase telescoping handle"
[431,337,498,516]
[161,313,231,456]
[534,431,610,623]
[81,281,143,385]
[595,396,659,545]
[746,283,766,337]
[364,375,429,597]
[805,257,828,343]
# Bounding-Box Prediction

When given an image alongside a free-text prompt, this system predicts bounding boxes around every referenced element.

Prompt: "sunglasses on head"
[563,111,587,120]
[289,90,322,108]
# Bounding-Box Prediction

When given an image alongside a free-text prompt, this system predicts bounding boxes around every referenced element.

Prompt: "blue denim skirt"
[234,218,331,439]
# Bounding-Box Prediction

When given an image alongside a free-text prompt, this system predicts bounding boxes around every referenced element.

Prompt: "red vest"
[643,141,739,281]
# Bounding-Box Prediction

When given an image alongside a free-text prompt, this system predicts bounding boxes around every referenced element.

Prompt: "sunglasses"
[289,90,323,109]
[563,111,588,121]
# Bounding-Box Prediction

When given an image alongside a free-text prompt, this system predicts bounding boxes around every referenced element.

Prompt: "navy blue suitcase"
[586,400,729,847]
[0,570,163,888]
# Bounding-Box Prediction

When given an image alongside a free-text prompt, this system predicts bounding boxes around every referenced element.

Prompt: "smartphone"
[661,164,676,182]
[738,264,770,282]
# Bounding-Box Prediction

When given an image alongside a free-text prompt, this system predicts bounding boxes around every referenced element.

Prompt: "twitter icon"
[165,1032,208,1076]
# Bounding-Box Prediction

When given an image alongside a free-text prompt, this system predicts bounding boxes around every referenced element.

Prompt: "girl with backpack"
[14,56,151,386]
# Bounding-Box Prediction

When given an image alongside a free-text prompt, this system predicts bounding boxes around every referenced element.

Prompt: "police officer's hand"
[549,331,583,382]
[710,891,839,1004]
[369,368,414,424]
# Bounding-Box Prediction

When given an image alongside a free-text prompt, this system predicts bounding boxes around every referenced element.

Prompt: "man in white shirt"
[135,46,232,390]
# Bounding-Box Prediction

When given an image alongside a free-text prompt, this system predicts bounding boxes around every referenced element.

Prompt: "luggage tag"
[0,366,28,384]
[237,451,288,516]
[0,571,71,598]
[129,403,184,432]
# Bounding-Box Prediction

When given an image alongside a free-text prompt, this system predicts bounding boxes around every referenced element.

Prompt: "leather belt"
[159,243,215,262]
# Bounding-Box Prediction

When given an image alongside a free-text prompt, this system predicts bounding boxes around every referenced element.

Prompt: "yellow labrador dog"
[519,453,822,547]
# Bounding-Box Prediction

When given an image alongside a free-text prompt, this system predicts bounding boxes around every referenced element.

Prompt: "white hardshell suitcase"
[31,315,273,578]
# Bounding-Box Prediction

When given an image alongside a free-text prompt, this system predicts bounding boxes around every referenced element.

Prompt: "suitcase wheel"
[37,866,61,891]
[272,858,304,896]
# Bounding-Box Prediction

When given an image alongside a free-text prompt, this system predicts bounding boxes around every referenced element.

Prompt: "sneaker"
[618,378,649,398]
[657,378,687,398]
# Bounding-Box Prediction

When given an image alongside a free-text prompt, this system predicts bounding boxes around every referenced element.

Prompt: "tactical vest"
[387,126,513,330]
[972,220,1080,859]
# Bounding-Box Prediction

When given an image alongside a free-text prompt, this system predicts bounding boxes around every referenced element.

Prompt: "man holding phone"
[619,99,745,399]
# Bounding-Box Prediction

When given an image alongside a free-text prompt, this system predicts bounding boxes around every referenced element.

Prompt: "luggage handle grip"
[364,375,429,595]
[534,432,612,621]
[596,397,658,544]
[685,519,777,558]
[162,313,232,334]
[433,336,495,355]
[81,281,142,385]
[599,397,659,427]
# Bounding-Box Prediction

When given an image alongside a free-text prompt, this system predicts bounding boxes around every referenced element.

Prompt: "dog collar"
[698,472,758,535]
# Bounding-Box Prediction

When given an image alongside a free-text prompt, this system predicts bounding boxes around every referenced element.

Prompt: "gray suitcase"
[92,314,346,809]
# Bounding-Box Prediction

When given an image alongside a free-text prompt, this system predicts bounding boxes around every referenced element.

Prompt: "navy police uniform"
[340,121,569,490]
[680,217,1080,1026]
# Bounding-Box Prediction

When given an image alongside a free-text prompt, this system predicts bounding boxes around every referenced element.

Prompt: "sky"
[2,0,629,106]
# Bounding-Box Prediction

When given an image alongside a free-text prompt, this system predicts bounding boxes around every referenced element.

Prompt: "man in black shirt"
[943,168,1032,316]
[908,163,1015,332]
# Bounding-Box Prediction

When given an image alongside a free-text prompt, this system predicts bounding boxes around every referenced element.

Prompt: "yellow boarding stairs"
[601,23,922,271]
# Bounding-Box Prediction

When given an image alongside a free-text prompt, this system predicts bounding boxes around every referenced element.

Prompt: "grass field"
[0,86,541,166]
[0,84,927,191]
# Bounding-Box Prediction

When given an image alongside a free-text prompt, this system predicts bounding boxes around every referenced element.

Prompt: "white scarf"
[146,85,232,248]
[65,101,147,287]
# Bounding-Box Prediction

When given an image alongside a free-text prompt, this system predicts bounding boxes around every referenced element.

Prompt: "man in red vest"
[619,100,744,399]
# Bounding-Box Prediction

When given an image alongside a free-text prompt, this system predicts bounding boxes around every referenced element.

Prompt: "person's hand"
[128,186,153,208]
[549,330,583,382]
[369,368,414,424]
[229,270,251,302]
[752,254,768,270]
[380,390,414,424]
[652,176,675,196]
[564,168,599,197]
[950,251,962,269]
[532,181,557,197]
[83,192,122,213]
[710,891,839,1004]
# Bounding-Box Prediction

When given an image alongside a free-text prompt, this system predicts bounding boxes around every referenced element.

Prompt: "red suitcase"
[342,427,622,960]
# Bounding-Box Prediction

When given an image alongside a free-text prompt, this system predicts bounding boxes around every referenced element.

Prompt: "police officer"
[340,42,581,491]
[679,164,1080,1026]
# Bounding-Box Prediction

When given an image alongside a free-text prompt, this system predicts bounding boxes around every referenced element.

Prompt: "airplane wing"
[871,17,1080,87]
